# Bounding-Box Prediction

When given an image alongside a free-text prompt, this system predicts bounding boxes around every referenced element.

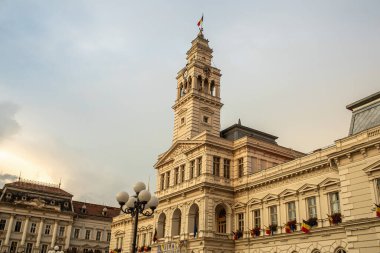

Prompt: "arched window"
[334,248,346,253]
[179,83,184,97]
[203,79,209,94]
[188,76,192,89]
[171,209,181,236]
[188,204,199,236]
[157,213,166,238]
[215,205,226,233]
[197,76,202,91]
[210,81,215,96]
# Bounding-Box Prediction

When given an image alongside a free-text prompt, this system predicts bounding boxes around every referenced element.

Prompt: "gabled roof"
[4,180,73,197]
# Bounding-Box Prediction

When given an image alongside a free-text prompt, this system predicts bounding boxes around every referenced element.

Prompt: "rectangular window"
[189,160,195,179]
[197,157,202,176]
[96,231,101,241]
[58,226,65,237]
[14,221,22,232]
[107,232,111,242]
[142,233,146,246]
[165,172,170,188]
[213,157,220,176]
[376,179,380,202]
[30,223,36,233]
[85,229,91,240]
[74,228,80,239]
[41,244,48,253]
[307,196,317,218]
[253,209,261,228]
[329,192,340,214]
[160,174,165,190]
[238,158,244,178]
[10,241,18,253]
[237,213,244,231]
[44,224,51,235]
[180,165,185,183]
[174,167,179,185]
[269,206,278,225]
[0,219,6,231]
[26,243,33,253]
[223,159,230,179]
[287,201,296,221]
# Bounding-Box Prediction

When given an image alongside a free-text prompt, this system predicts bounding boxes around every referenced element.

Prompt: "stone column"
[36,218,44,247]
[64,223,73,250]
[51,221,58,248]
[4,214,15,245]
[21,216,30,245]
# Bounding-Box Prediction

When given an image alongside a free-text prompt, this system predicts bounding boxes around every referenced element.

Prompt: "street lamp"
[116,182,159,253]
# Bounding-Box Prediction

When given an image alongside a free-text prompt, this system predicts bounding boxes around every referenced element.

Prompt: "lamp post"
[116,182,159,253]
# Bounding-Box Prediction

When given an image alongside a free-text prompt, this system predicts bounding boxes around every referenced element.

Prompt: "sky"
[0,0,379,205]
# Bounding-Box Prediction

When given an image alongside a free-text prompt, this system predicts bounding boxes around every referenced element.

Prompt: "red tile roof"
[5,181,73,197]
[72,201,120,220]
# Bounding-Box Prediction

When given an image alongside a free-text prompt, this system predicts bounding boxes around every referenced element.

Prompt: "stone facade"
[0,180,119,253]
[110,31,380,253]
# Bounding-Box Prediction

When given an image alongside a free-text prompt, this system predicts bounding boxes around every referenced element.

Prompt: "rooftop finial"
[238,118,241,125]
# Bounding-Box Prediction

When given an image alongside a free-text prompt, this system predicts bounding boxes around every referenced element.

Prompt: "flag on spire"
[197,15,204,29]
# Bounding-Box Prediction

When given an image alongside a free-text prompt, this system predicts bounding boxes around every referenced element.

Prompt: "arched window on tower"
[204,79,209,94]
[157,213,166,238]
[188,76,192,89]
[171,209,181,236]
[179,83,184,97]
[210,81,215,96]
[188,204,199,237]
[215,205,226,233]
[197,76,202,91]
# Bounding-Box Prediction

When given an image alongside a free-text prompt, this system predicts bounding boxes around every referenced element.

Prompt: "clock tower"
[172,30,222,143]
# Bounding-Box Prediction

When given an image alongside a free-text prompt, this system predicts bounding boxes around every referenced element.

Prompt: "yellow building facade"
[110,31,380,253]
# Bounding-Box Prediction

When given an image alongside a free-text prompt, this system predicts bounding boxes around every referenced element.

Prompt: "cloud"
[0,102,20,141]
[0,173,18,188]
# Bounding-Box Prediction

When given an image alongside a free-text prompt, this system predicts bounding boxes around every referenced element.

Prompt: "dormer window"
[5,193,12,200]
[102,207,108,216]
[21,195,27,201]
[81,204,87,214]
[64,202,69,208]
[50,200,55,205]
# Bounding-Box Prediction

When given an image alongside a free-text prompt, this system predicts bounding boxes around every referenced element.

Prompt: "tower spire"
[172,30,223,142]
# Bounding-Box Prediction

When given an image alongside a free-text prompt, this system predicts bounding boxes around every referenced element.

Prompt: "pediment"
[154,141,202,168]
[263,194,278,202]
[363,160,380,175]
[233,202,246,209]
[247,198,262,206]
[298,184,318,193]
[200,107,214,114]
[114,230,125,236]
[279,189,297,198]
[318,178,340,188]
[178,107,188,115]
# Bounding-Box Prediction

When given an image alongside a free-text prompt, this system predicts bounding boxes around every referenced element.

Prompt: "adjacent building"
[110,30,380,253]
[0,179,119,253]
